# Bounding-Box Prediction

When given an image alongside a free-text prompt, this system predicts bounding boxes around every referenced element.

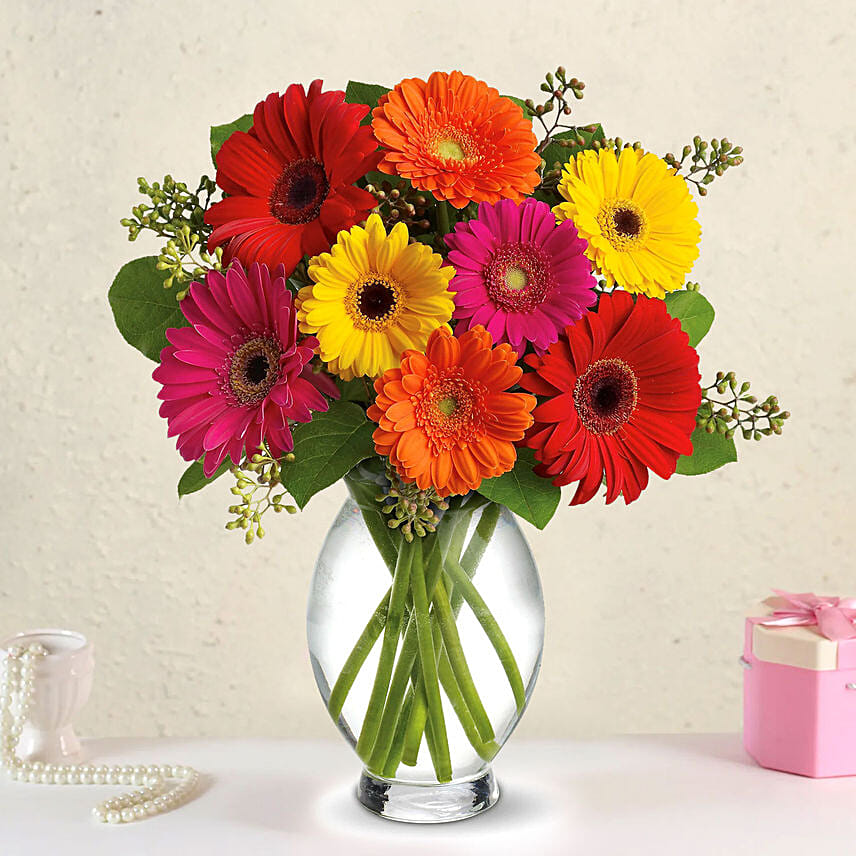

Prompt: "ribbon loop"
[758,589,856,641]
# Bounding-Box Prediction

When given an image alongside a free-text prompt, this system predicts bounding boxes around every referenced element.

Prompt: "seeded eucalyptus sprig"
[525,66,586,155]
[664,137,744,196]
[376,460,449,542]
[366,178,433,238]
[224,446,297,544]
[697,372,789,441]
[120,175,222,294]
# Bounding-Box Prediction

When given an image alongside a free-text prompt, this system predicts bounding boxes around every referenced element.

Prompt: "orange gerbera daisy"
[368,326,536,496]
[371,71,541,209]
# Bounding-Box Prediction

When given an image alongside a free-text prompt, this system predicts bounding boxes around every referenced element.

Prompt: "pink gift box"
[742,593,856,778]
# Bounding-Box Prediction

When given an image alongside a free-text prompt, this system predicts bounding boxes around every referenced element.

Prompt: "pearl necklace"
[1,643,199,824]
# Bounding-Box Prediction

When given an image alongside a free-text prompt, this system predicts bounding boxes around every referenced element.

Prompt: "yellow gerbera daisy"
[297,214,455,380]
[553,147,701,298]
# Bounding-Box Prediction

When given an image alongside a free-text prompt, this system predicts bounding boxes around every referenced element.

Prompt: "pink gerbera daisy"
[445,198,596,353]
[153,262,338,476]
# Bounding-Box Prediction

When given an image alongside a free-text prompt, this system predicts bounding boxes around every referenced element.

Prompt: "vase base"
[357,767,498,823]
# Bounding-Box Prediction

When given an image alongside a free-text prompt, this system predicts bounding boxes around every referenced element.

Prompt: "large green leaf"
[344,81,390,124]
[282,401,377,508]
[476,448,561,529]
[108,256,188,361]
[665,291,715,347]
[675,426,738,475]
[210,113,253,165]
[540,123,605,173]
[177,458,231,497]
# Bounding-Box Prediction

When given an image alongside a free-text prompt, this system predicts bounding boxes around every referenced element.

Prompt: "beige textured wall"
[1,0,853,741]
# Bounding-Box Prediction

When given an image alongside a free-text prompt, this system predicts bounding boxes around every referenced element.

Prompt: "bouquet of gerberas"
[110,69,788,822]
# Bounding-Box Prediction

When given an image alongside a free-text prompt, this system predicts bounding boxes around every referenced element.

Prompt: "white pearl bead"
[54,772,67,784]
[39,772,51,784]
[121,808,135,823]
[144,800,157,816]
[67,769,80,784]
[93,807,106,822]
[106,810,121,824]
[93,771,105,784]
[107,770,120,785]
[133,804,147,819]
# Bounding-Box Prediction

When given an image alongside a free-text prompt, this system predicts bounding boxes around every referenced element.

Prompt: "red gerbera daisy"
[520,292,701,505]
[204,81,381,275]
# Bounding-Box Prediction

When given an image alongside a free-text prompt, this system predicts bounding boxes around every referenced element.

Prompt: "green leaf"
[675,427,738,475]
[108,256,188,361]
[344,81,390,124]
[210,113,253,165]
[540,123,605,173]
[664,291,715,347]
[282,401,377,508]
[335,376,372,404]
[178,459,231,497]
[476,448,561,529]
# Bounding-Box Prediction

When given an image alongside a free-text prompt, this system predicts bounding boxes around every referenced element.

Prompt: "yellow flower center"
[430,126,477,164]
[436,138,466,161]
[504,266,528,291]
[597,198,650,251]
[346,274,403,331]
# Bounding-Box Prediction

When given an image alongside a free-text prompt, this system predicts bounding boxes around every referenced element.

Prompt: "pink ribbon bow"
[758,589,856,641]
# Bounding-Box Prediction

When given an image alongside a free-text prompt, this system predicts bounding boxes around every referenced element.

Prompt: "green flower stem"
[344,473,399,575]
[460,503,500,578]
[381,693,414,779]
[401,680,429,767]
[366,536,445,772]
[367,614,420,774]
[355,537,413,761]
[327,589,390,723]
[437,647,499,762]
[444,553,526,714]
[436,200,453,241]
[411,538,452,782]
[398,509,473,767]
[450,502,501,616]
[432,577,494,743]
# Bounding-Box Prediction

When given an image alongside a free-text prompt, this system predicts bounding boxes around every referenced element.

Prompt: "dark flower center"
[573,357,638,435]
[269,157,329,225]
[228,337,281,404]
[357,279,398,321]
[245,354,269,385]
[612,206,644,238]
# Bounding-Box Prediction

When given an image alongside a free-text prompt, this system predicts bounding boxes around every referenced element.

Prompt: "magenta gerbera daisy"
[153,262,338,477]
[444,198,596,353]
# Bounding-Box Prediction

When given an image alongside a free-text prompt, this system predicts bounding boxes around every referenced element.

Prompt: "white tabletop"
[0,734,853,855]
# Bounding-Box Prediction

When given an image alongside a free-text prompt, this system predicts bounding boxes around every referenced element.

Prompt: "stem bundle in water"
[331,487,523,784]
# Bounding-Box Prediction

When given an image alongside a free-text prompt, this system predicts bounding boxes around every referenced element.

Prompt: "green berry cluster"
[377,461,449,542]
[664,137,744,196]
[120,175,221,292]
[697,372,789,440]
[224,447,297,544]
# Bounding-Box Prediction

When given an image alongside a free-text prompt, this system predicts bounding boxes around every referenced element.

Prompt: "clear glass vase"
[306,462,545,823]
